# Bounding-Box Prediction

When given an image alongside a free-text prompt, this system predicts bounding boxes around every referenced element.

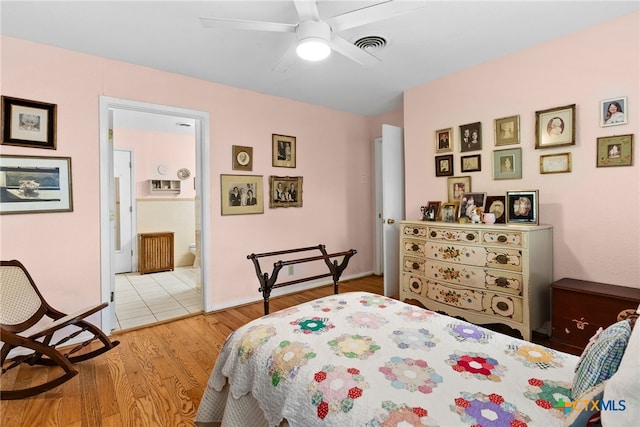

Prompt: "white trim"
[99,97,211,334]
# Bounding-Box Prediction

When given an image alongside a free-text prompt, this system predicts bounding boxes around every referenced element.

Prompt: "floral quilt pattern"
[198,292,579,427]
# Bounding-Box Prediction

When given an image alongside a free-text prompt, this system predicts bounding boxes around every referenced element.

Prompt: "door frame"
[113,148,136,274]
[99,96,211,333]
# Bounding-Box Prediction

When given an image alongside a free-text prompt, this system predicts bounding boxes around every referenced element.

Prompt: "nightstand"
[549,278,640,355]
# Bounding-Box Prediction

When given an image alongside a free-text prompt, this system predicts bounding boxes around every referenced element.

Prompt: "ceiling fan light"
[296,38,331,61]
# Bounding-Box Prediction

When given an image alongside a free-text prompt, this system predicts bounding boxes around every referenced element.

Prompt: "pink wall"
[404,12,639,288]
[0,36,376,315]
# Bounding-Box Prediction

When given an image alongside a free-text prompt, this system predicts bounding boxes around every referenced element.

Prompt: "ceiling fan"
[200,0,426,66]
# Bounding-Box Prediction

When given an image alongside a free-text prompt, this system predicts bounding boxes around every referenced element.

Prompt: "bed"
[195,292,638,427]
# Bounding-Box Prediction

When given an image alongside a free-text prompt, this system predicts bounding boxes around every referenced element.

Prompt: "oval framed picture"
[232,145,253,171]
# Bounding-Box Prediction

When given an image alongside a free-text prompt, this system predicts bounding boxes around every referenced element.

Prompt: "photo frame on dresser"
[459,192,487,220]
[506,190,539,225]
[440,202,459,222]
[484,195,506,224]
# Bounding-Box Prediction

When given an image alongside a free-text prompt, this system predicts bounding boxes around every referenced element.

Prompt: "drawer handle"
[413,228,419,235]
[412,262,420,270]
[411,281,420,290]
[572,318,589,330]
[411,243,419,251]
[497,235,507,243]
[495,254,508,264]
[466,233,475,241]
[430,231,437,238]
[495,277,508,288]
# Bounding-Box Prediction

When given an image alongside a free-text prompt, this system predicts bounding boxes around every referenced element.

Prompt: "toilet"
[188,243,198,267]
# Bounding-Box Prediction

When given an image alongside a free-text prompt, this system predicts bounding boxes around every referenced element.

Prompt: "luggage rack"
[247,244,357,315]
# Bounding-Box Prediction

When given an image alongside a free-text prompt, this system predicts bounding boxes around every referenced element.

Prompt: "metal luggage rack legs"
[247,244,357,315]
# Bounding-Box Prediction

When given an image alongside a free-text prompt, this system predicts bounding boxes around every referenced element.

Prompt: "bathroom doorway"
[99,97,211,334]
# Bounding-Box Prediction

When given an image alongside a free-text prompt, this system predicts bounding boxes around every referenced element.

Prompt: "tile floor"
[114,266,202,331]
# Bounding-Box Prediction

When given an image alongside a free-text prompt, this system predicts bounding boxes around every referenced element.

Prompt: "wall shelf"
[150,179,181,194]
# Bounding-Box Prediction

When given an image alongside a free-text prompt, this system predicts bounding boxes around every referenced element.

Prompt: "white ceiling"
[1,1,638,117]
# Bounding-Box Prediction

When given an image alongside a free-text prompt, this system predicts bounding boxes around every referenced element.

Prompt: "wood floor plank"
[1,275,384,426]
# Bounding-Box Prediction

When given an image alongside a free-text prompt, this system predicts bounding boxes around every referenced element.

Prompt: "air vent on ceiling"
[353,35,387,53]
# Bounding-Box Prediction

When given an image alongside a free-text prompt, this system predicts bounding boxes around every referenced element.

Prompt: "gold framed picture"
[435,128,453,153]
[447,175,472,202]
[596,134,633,167]
[440,202,459,222]
[494,115,520,146]
[272,134,296,168]
[535,104,576,149]
[232,145,253,171]
[269,175,302,208]
[540,152,572,174]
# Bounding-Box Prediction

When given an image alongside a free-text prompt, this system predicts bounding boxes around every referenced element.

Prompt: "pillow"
[601,318,640,426]
[563,381,605,427]
[571,319,631,399]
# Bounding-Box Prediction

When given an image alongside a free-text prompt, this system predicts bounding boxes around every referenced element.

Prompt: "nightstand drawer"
[551,315,601,348]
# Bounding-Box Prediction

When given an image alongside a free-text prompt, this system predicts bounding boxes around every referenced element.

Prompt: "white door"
[114,149,134,274]
[381,124,405,297]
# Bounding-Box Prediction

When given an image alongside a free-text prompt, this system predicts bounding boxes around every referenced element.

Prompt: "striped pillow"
[571,319,631,399]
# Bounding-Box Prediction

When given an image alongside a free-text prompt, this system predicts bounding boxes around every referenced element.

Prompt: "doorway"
[99,97,211,334]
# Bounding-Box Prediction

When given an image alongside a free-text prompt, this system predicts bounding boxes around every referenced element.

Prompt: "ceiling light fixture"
[296,20,331,61]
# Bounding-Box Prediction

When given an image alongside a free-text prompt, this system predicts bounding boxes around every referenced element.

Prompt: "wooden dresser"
[398,221,553,341]
[549,278,640,355]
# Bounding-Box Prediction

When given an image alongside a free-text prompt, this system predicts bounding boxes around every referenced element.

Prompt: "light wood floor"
[1,275,383,426]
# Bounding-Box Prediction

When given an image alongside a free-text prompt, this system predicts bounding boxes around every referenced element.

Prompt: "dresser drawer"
[427,226,480,244]
[401,272,428,298]
[481,230,523,248]
[401,238,426,257]
[401,255,426,275]
[402,223,428,238]
[425,242,523,272]
[426,280,523,322]
[425,259,523,296]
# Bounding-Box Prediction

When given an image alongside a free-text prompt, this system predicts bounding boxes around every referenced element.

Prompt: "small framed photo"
[447,175,472,202]
[435,128,453,153]
[220,174,264,215]
[460,122,482,152]
[485,195,506,224]
[535,104,576,149]
[494,115,520,146]
[596,134,634,167]
[435,154,454,177]
[421,200,441,221]
[493,148,522,180]
[540,152,572,174]
[506,190,539,225]
[440,202,459,223]
[0,155,73,215]
[459,192,487,220]
[1,96,57,150]
[461,154,481,172]
[600,97,627,127]
[232,145,253,171]
[269,175,303,208]
[272,134,296,168]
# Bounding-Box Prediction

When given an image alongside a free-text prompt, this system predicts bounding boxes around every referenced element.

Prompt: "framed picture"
[420,200,441,221]
[494,115,520,146]
[596,134,634,167]
[540,152,572,174]
[232,145,253,171]
[459,192,487,220]
[506,190,539,225]
[600,96,627,127]
[440,202,459,223]
[272,134,296,168]
[1,96,57,150]
[493,148,522,180]
[435,128,453,153]
[461,154,481,172]
[269,175,303,208]
[535,104,576,149]
[447,175,471,202]
[485,195,506,224]
[220,174,264,215]
[435,154,454,177]
[460,122,482,152]
[0,155,72,214]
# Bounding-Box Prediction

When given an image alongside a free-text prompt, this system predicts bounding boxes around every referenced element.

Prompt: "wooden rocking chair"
[1,260,120,400]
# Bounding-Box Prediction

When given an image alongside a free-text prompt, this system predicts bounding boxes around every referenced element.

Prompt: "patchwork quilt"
[196,292,579,427]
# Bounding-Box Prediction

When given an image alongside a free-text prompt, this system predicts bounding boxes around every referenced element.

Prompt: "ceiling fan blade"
[326,0,427,33]
[330,35,380,66]
[293,0,320,21]
[200,17,296,33]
